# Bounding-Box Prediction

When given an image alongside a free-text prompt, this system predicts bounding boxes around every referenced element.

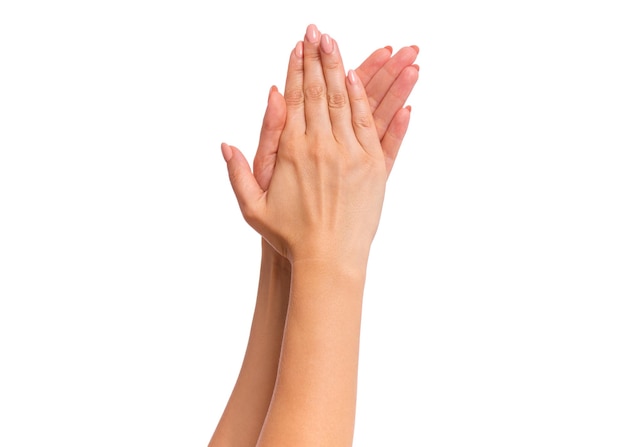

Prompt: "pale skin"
[210,24,419,447]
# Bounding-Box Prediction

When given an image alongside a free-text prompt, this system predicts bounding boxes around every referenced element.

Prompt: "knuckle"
[353,113,374,130]
[309,137,336,163]
[327,92,348,109]
[305,84,326,101]
[324,58,341,71]
[306,51,322,64]
[284,88,304,107]
[278,136,301,162]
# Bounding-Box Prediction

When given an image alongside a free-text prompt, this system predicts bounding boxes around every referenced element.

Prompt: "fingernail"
[413,64,420,71]
[268,85,276,102]
[384,45,393,53]
[305,24,319,43]
[406,105,412,112]
[321,34,333,54]
[347,69,359,85]
[411,45,419,53]
[294,41,303,58]
[221,143,233,162]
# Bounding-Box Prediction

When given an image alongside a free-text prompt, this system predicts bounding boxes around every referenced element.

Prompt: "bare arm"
[257,256,368,446]
[210,25,419,447]
[222,24,397,446]
[207,239,290,447]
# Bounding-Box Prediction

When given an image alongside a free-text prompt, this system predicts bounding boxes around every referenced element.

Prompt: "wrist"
[290,255,368,296]
[289,242,371,274]
[261,238,291,274]
[258,238,291,309]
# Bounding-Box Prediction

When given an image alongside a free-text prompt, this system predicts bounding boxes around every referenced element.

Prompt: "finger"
[355,46,392,86]
[380,106,411,177]
[253,86,287,191]
[364,45,419,116]
[283,41,305,135]
[302,24,331,132]
[346,70,382,156]
[319,34,352,142]
[372,64,419,140]
[221,143,264,224]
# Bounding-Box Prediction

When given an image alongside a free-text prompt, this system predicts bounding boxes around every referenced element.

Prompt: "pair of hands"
[222,24,419,264]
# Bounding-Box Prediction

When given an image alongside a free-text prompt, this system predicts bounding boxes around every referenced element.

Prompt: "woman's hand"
[253,43,419,193]
[222,25,397,265]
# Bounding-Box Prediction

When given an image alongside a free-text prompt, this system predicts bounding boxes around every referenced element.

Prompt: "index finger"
[361,45,419,112]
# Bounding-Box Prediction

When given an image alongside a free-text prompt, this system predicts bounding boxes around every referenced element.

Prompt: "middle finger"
[302,24,331,133]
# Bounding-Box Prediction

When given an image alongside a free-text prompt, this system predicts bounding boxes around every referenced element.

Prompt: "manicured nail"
[294,41,303,58]
[347,69,359,85]
[268,85,276,102]
[384,45,393,53]
[411,45,419,53]
[221,143,233,162]
[321,34,333,54]
[305,24,320,43]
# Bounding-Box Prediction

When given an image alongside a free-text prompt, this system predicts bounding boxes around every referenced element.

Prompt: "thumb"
[254,86,287,191]
[221,143,264,222]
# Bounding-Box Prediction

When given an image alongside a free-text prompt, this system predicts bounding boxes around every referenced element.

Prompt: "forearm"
[208,239,290,447]
[217,23,414,447]
[256,256,368,447]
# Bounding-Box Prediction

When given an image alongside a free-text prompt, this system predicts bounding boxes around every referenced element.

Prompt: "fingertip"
[267,85,285,108]
[347,69,361,86]
[384,45,393,53]
[268,85,277,101]
[403,64,420,83]
[411,45,420,54]
[221,142,233,162]
[305,24,320,43]
[321,33,334,54]
[293,40,304,59]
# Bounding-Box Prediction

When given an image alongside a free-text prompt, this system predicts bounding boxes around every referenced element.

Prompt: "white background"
[1,1,624,446]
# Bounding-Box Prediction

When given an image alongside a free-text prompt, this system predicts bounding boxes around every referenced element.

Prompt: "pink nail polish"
[321,34,333,54]
[221,143,233,162]
[295,41,303,58]
[348,69,359,85]
[305,24,319,43]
